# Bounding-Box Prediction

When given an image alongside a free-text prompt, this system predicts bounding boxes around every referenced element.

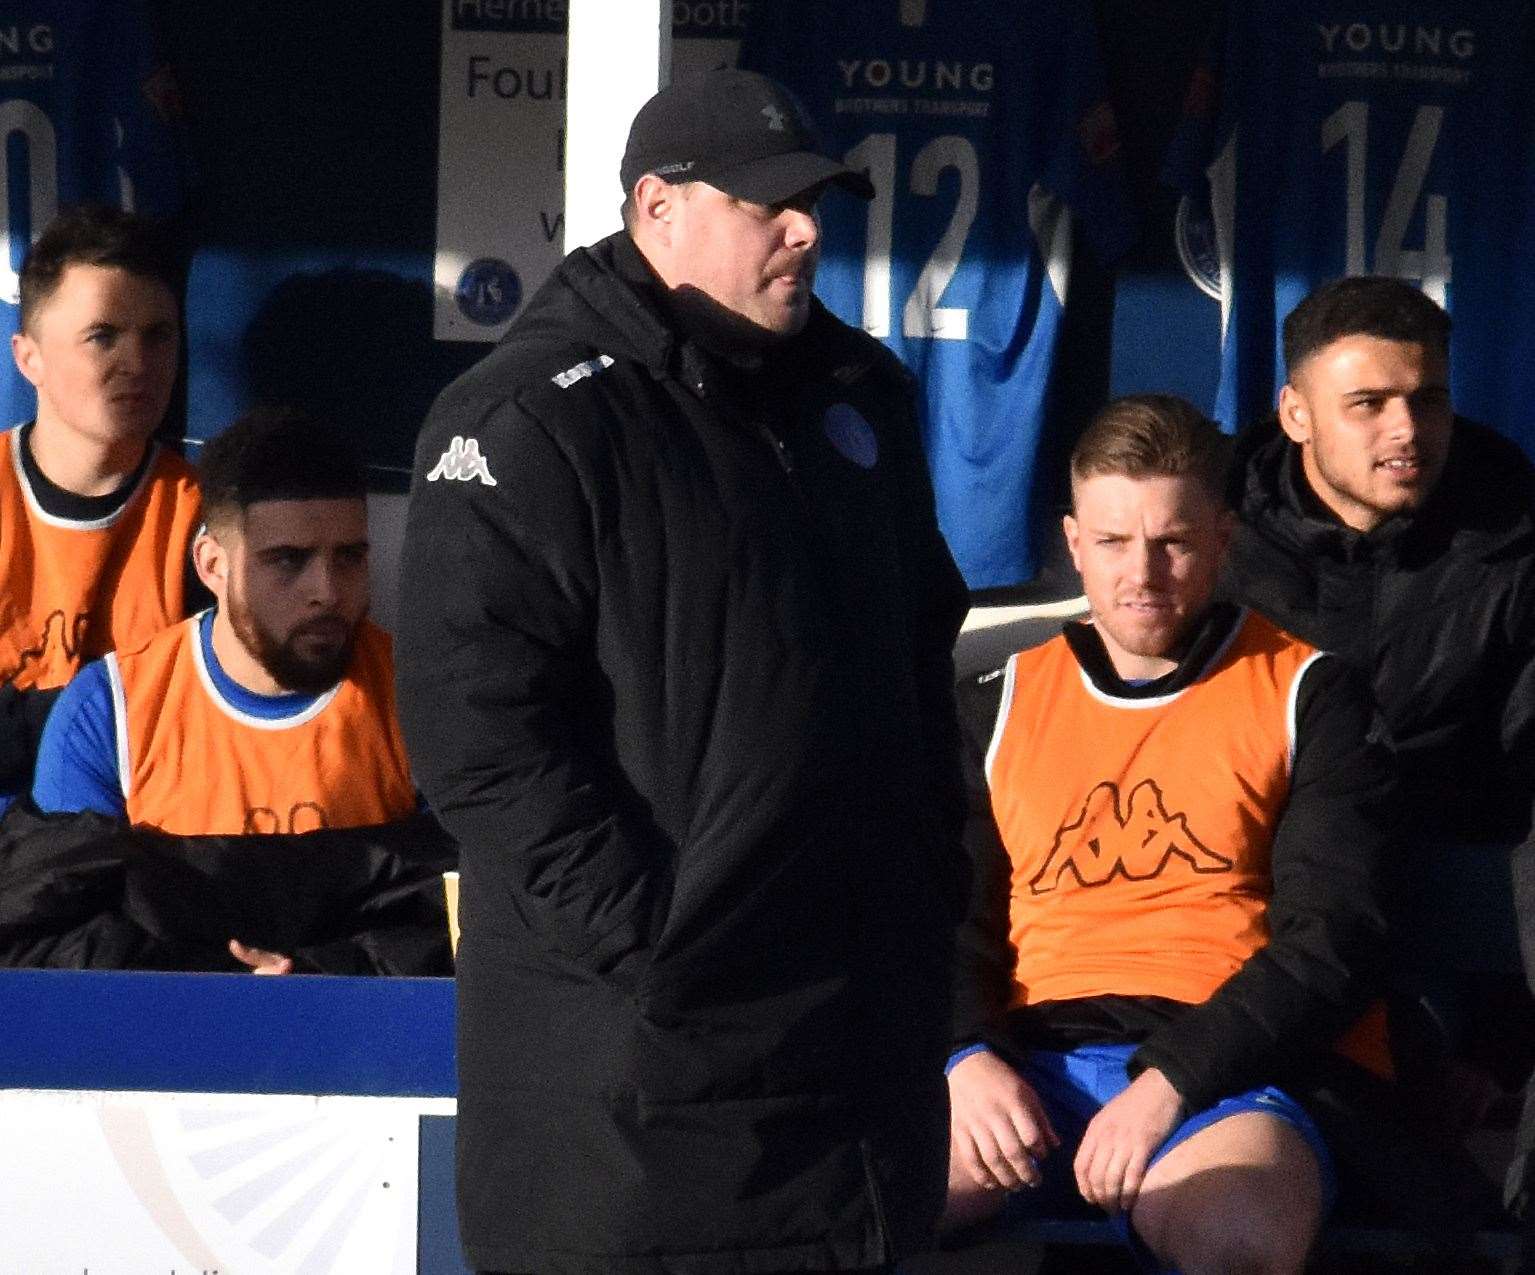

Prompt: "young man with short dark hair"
[950,394,1394,1272]
[32,407,416,972]
[1231,276,1511,830]
[1227,273,1535,1248]
[1,205,203,802]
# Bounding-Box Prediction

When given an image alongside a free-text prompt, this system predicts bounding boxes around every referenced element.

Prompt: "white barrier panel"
[565,0,669,254]
[0,1090,445,1273]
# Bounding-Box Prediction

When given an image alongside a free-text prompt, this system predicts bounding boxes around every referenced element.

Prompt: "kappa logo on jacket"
[1031,778,1232,894]
[426,436,497,486]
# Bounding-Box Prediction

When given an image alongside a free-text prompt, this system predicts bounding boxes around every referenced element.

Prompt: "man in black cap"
[396,69,970,1275]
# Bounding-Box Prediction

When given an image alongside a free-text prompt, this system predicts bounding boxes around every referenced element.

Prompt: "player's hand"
[1073,1066,1183,1216]
[229,938,294,975]
[948,1048,1060,1193]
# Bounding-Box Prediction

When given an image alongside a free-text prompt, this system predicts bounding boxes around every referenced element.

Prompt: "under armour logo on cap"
[618,68,874,205]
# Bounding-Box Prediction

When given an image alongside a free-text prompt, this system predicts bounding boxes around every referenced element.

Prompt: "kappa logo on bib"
[822,403,878,470]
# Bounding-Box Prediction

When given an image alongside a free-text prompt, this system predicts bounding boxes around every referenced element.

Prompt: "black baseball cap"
[620,68,873,204]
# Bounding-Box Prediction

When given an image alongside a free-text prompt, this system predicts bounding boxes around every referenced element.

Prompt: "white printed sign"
[0,1091,433,1274]
[433,0,746,341]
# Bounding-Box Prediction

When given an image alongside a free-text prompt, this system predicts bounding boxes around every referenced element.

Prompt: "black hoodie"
[1226,416,1535,845]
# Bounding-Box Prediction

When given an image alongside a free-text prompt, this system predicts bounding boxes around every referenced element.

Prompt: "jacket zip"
[754,419,795,475]
[682,346,797,478]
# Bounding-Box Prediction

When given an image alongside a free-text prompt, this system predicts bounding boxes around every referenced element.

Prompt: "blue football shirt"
[2,0,184,428]
[1168,2,1535,438]
[743,0,1135,589]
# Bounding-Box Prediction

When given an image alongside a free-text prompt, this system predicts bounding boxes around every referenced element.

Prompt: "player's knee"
[1199,1223,1311,1274]
[1138,1187,1316,1275]
[938,1179,1007,1235]
[1152,1222,1308,1273]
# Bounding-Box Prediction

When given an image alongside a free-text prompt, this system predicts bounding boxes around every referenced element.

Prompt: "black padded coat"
[395,233,969,1275]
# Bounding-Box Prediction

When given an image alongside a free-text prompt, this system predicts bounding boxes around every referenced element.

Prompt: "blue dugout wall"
[0,971,471,1272]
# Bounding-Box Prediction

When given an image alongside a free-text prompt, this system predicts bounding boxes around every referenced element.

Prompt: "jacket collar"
[557,232,873,402]
[1063,602,1246,700]
[560,232,680,377]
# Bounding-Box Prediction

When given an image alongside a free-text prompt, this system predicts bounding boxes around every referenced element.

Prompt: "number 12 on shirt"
[845,132,980,341]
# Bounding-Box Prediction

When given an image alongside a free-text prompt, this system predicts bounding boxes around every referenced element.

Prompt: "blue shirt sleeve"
[945,1042,992,1075]
[31,660,127,819]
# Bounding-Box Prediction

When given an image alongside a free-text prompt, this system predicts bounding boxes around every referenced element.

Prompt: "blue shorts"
[992,1043,1335,1270]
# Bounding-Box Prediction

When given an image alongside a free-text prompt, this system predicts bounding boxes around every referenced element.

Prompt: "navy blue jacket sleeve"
[950,664,1019,1048]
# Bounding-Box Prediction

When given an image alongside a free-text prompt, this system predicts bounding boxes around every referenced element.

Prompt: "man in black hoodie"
[1224,276,1535,1237]
[395,70,969,1275]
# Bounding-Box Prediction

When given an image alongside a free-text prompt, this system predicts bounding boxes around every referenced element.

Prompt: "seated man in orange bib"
[1,206,204,805]
[947,395,1397,1273]
[31,406,418,973]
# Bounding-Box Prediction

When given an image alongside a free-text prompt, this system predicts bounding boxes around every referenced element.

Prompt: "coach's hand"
[948,1047,1059,1194]
[1074,1066,1182,1216]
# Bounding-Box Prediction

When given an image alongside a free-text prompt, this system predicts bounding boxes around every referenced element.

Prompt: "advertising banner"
[0,1090,430,1273]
